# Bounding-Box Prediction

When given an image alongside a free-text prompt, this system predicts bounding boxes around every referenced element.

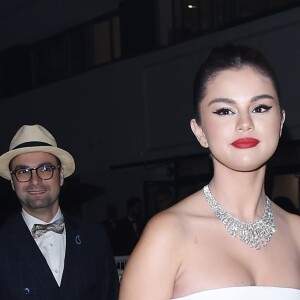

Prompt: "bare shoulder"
[143,189,207,241]
[274,204,300,227]
[282,209,300,235]
[271,205,300,284]
[274,204,300,247]
[132,191,204,261]
[119,190,207,300]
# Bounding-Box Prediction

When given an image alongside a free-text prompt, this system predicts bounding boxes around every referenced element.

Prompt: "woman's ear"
[280,109,285,137]
[190,119,209,148]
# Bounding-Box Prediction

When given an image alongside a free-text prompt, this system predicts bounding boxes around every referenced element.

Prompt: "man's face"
[10,151,64,217]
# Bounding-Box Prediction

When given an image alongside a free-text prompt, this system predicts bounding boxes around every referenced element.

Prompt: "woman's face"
[191,66,285,172]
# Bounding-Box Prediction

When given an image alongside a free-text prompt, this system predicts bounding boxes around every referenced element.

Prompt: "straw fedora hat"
[0,124,75,180]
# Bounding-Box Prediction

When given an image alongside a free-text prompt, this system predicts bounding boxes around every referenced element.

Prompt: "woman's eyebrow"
[250,94,275,102]
[208,94,275,106]
[208,97,235,106]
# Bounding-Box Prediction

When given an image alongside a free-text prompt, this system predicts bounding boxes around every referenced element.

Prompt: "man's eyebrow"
[12,164,28,170]
[12,162,55,169]
[37,162,55,167]
[208,94,275,106]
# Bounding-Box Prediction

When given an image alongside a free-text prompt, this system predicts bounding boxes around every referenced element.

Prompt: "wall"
[1,7,300,221]
[0,0,120,52]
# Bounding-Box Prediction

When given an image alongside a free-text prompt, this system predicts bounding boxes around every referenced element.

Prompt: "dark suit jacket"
[0,213,119,300]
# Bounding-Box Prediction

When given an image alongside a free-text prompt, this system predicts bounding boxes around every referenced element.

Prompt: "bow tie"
[31,218,64,238]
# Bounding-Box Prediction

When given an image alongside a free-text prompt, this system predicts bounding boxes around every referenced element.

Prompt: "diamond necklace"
[203,185,276,250]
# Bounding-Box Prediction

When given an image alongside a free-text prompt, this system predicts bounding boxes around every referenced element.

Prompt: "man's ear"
[59,167,64,187]
[190,119,209,148]
[10,179,16,191]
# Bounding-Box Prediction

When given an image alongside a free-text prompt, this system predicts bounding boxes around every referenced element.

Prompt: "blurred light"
[187,5,197,9]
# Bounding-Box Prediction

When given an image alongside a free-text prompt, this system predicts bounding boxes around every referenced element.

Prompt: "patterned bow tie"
[31,218,64,238]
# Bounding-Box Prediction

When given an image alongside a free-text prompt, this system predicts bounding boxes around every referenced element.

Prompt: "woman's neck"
[208,164,267,221]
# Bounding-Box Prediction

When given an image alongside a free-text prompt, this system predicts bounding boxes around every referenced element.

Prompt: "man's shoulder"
[64,214,107,238]
[0,213,27,253]
[0,213,23,233]
[64,214,114,257]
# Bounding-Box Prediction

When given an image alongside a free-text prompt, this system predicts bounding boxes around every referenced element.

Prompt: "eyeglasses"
[11,165,61,182]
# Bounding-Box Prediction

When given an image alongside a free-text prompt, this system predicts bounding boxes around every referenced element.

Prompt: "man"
[101,204,121,255]
[118,197,145,255]
[0,124,119,299]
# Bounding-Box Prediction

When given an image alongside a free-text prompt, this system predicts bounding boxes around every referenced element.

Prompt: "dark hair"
[193,44,281,123]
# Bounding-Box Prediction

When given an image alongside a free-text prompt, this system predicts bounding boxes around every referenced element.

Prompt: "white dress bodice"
[172,286,300,299]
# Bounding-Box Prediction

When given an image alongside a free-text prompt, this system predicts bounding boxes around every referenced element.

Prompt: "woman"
[119,45,300,299]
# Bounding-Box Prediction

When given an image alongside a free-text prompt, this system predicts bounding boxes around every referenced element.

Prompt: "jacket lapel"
[10,214,59,290]
[59,216,82,291]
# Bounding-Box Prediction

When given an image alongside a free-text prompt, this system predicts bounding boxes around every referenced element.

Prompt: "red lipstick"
[231,138,259,149]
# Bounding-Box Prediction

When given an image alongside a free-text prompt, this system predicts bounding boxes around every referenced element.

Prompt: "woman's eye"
[253,105,272,113]
[213,108,233,115]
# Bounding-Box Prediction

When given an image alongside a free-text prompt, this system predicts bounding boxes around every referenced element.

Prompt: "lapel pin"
[75,235,81,245]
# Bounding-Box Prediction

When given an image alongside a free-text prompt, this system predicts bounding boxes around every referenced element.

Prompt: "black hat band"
[12,142,53,150]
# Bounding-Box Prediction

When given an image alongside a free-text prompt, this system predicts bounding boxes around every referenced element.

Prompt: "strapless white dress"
[172,286,300,299]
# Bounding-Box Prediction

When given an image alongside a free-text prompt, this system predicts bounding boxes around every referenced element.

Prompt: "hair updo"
[193,44,281,123]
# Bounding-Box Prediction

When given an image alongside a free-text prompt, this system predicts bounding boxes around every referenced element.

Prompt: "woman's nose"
[236,112,254,132]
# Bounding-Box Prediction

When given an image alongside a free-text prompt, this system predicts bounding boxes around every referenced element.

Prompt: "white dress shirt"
[22,208,66,286]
